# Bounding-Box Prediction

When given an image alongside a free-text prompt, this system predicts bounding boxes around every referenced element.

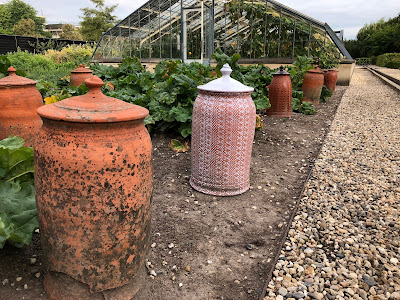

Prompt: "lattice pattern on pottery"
[190,91,256,196]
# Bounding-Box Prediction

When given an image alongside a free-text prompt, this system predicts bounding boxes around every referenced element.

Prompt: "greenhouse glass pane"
[279,12,295,58]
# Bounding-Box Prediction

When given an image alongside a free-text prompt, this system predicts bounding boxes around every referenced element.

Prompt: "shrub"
[7,49,77,84]
[7,49,55,74]
[44,44,94,65]
[376,53,400,69]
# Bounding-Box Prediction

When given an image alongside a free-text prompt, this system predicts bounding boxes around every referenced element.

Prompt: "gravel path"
[263,68,400,300]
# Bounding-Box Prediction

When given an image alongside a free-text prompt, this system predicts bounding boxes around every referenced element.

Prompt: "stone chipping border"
[263,68,400,300]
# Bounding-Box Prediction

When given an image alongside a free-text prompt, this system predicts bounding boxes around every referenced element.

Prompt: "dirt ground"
[0,87,346,300]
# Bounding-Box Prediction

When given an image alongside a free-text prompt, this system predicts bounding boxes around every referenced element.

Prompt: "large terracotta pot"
[190,64,256,196]
[70,64,93,87]
[0,66,42,145]
[34,76,152,299]
[302,66,324,106]
[324,69,339,92]
[266,66,292,117]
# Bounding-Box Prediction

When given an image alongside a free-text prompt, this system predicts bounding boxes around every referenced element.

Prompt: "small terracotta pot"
[70,64,93,87]
[324,69,339,92]
[302,66,324,106]
[0,66,42,145]
[266,66,292,117]
[190,64,256,196]
[34,76,153,299]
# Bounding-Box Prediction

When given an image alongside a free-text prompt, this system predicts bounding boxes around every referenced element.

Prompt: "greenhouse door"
[182,2,212,64]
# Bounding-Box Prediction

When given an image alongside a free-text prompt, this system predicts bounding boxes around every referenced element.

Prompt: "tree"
[346,14,400,58]
[0,0,48,37]
[13,18,37,36]
[0,5,12,34]
[59,24,82,40]
[79,0,117,41]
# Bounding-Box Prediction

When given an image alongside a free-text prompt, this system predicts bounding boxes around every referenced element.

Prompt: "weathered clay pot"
[0,66,42,145]
[266,66,292,117]
[34,76,152,299]
[324,69,339,92]
[302,66,324,105]
[70,64,93,87]
[190,64,256,196]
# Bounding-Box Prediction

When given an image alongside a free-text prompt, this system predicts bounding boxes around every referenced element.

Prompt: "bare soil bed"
[0,86,345,300]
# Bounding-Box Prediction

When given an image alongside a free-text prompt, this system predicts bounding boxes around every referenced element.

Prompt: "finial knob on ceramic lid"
[84,75,103,91]
[274,65,289,75]
[7,66,16,75]
[197,63,253,93]
[221,64,232,77]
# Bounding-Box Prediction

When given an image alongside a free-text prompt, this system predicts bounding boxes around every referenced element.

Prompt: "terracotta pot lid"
[307,65,324,74]
[37,76,149,123]
[71,64,93,74]
[198,64,254,93]
[0,66,37,87]
[273,65,290,75]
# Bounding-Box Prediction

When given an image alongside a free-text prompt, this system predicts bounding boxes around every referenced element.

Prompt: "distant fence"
[0,34,96,55]
[356,58,372,66]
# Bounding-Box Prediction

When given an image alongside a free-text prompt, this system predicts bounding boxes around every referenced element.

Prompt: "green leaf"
[320,85,333,103]
[0,136,25,150]
[0,182,38,249]
[0,137,34,183]
[0,55,11,75]
[253,96,270,110]
[169,105,192,123]
[178,123,192,138]
[300,102,317,115]
[291,97,301,112]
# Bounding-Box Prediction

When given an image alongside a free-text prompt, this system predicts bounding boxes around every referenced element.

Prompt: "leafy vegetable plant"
[320,85,333,103]
[0,136,37,249]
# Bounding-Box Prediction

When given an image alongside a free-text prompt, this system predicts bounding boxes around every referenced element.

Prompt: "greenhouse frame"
[92,0,352,63]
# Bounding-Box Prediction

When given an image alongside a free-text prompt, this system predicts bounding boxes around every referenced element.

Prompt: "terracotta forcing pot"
[70,64,93,87]
[0,66,42,145]
[34,76,153,299]
[190,64,256,196]
[324,69,339,92]
[302,66,324,105]
[266,66,292,117]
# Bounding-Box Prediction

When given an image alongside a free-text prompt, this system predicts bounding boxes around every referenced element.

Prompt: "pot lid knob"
[84,75,102,92]
[8,66,16,75]
[221,64,232,77]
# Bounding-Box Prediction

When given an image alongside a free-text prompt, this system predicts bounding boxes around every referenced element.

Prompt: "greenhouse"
[93,0,352,63]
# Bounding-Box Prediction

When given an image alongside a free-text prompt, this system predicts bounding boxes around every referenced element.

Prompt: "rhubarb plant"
[0,136,37,249]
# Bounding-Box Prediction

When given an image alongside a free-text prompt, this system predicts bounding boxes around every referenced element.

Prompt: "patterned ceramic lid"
[37,76,149,123]
[198,64,254,93]
[71,64,93,74]
[0,66,37,87]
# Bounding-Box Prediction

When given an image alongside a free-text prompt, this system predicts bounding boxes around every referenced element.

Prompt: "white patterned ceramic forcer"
[198,64,254,93]
[190,64,256,196]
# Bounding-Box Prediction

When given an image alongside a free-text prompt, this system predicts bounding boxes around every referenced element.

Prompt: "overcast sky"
[21,0,400,40]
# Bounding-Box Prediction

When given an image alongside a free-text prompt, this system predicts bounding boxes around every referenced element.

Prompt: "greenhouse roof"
[93,0,352,62]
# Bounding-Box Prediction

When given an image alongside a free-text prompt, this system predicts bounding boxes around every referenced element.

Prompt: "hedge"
[376,53,400,69]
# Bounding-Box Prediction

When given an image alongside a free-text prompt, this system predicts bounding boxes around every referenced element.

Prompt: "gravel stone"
[362,274,377,286]
[278,287,288,296]
[263,68,400,299]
